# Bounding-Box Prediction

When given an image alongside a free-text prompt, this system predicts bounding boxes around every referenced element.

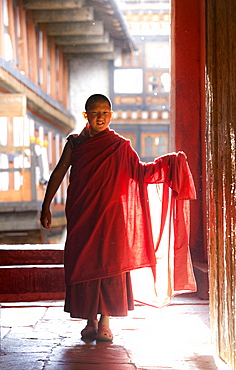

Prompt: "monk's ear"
[82,112,88,120]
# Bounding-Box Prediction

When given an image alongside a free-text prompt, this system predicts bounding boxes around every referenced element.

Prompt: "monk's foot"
[81,320,98,339]
[95,325,113,342]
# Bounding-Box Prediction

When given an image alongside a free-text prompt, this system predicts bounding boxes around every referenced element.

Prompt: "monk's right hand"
[40,208,52,229]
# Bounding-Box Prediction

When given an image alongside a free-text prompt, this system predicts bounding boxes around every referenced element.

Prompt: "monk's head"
[83,94,113,137]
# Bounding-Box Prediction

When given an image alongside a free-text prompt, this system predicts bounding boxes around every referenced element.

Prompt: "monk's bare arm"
[40,141,72,229]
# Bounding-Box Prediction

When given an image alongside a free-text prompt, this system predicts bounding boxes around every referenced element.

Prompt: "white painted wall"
[69,58,110,134]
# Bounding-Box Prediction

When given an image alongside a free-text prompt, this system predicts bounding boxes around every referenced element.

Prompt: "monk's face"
[85,100,112,137]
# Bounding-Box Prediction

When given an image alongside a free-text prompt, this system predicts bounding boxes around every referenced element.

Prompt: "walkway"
[0,294,230,369]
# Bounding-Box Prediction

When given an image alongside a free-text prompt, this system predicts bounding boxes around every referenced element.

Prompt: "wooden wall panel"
[206,0,236,368]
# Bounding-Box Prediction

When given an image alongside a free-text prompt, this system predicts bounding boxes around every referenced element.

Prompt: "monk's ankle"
[87,319,98,326]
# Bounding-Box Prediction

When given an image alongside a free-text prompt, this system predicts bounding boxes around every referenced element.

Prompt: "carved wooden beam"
[54,33,110,45]
[33,8,93,23]
[46,21,104,36]
[62,41,114,53]
[23,0,84,9]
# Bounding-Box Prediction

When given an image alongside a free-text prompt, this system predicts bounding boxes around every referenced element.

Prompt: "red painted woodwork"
[171,0,207,262]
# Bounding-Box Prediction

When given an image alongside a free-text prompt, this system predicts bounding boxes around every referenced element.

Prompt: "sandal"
[95,325,113,342]
[81,323,98,339]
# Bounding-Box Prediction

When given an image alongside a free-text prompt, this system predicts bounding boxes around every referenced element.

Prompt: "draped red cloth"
[64,127,196,303]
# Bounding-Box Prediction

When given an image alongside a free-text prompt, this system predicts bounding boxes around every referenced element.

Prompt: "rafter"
[54,33,110,45]
[46,21,104,36]
[33,8,94,23]
[23,0,84,9]
[66,52,115,60]
[62,41,114,53]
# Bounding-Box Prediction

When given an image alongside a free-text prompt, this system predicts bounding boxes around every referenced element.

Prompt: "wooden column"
[206,0,236,367]
[27,10,38,84]
[18,0,29,75]
[41,24,48,92]
[49,36,56,100]
[170,0,207,262]
[63,56,69,109]
[57,46,64,104]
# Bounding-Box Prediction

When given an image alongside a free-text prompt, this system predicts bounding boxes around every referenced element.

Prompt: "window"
[36,27,43,85]
[13,117,24,146]
[144,136,153,157]
[0,117,8,146]
[148,75,158,92]
[141,133,168,158]
[0,153,9,191]
[13,1,21,66]
[114,69,143,93]
[160,73,170,92]
[162,111,169,119]
[3,0,13,61]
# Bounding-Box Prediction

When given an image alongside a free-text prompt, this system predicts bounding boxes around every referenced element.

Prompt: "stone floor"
[0,294,230,370]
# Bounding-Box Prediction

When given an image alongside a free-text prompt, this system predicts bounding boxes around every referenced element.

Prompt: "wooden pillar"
[170,0,207,262]
[27,10,38,84]
[63,56,69,109]
[57,47,64,104]
[41,24,48,92]
[18,0,29,75]
[206,0,236,367]
[49,36,56,100]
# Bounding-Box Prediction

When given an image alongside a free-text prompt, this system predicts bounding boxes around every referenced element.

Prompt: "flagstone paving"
[0,295,230,369]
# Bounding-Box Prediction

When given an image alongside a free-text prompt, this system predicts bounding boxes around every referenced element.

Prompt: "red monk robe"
[64,127,196,317]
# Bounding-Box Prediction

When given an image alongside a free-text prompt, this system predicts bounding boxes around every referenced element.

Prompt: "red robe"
[64,128,196,302]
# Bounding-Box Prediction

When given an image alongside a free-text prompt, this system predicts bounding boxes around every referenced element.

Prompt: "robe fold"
[64,127,196,302]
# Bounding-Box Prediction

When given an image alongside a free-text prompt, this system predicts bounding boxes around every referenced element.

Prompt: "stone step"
[0,244,64,265]
[0,264,65,302]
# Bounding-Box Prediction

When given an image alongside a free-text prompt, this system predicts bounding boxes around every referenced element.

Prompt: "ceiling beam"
[54,33,110,45]
[46,21,104,36]
[66,52,115,60]
[23,0,85,9]
[62,41,114,53]
[33,8,93,23]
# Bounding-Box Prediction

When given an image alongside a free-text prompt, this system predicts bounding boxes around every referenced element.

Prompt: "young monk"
[40,94,196,342]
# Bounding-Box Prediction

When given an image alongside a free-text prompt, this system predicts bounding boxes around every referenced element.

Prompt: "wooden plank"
[23,0,84,10]
[0,94,26,117]
[33,8,94,23]
[54,33,110,45]
[62,41,114,53]
[46,21,104,36]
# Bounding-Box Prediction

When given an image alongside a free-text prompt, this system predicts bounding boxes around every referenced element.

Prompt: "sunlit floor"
[0,294,230,369]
